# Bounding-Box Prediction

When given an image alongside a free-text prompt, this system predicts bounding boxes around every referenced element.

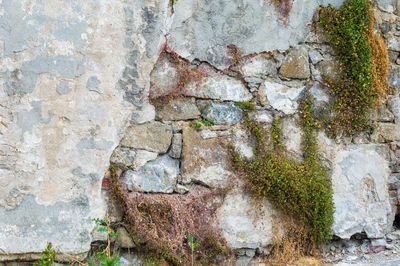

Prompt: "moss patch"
[319,0,388,135]
[233,97,334,245]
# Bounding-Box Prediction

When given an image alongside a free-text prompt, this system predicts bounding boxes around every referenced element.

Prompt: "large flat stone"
[168,0,344,69]
[122,155,179,193]
[216,188,274,250]
[183,73,252,102]
[330,144,392,239]
[120,121,173,153]
[156,98,200,121]
[181,126,232,187]
[279,46,310,79]
[263,81,305,114]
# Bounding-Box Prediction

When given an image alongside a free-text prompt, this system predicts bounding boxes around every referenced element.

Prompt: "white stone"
[263,81,304,114]
[331,145,392,239]
[281,117,303,158]
[183,74,252,102]
[216,188,274,249]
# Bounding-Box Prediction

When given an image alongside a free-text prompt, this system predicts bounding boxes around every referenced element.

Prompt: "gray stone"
[387,35,400,52]
[168,0,344,69]
[202,102,243,125]
[330,144,392,239]
[156,98,200,121]
[123,155,179,193]
[311,82,330,104]
[371,123,400,143]
[240,54,277,85]
[389,66,400,89]
[390,94,400,122]
[313,59,341,82]
[262,81,305,114]
[309,50,324,64]
[216,188,274,249]
[130,103,156,124]
[279,46,311,79]
[388,174,400,190]
[169,133,182,159]
[110,148,158,170]
[115,227,135,249]
[149,56,179,99]
[181,126,232,187]
[120,122,173,153]
[377,0,396,13]
[183,73,252,102]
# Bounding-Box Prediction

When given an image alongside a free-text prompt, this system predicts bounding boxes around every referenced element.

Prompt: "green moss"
[192,119,214,129]
[233,96,334,244]
[319,0,376,135]
[235,101,257,111]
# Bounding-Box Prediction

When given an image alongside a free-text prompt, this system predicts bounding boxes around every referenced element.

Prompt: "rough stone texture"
[156,98,200,121]
[120,122,173,153]
[0,0,169,254]
[330,144,392,239]
[216,188,274,250]
[371,123,400,142]
[149,56,179,99]
[168,0,344,69]
[240,54,277,85]
[181,126,232,187]
[183,73,252,101]
[201,102,243,125]
[169,133,183,159]
[263,81,305,114]
[123,155,179,193]
[279,46,311,79]
[110,147,158,170]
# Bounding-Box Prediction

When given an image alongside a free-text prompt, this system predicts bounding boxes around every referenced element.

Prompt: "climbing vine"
[319,0,388,135]
[233,97,334,247]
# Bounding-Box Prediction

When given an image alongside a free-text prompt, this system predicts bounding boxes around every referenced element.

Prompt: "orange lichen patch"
[108,166,232,266]
[368,7,389,101]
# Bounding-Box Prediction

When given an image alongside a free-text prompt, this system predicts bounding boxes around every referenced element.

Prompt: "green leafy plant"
[233,96,334,245]
[187,235,199,266]
[319,0,388,135]
[90,218,121,266]
[192,119,214,129]
[33,243,56,266]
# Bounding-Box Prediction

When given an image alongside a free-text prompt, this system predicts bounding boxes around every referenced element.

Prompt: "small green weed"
[192,119,214,129]
[187,235,199,266]
[89,218,121,266]
[33,243,56,266]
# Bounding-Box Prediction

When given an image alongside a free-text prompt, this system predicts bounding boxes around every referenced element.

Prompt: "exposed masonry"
[1,0,400,265]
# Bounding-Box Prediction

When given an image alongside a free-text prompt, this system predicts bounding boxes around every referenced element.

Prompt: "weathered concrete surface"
[168,0,344,69]
[0,0,169,254]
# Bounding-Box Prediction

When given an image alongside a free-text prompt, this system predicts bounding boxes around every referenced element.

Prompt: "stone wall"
[1,0,400,265]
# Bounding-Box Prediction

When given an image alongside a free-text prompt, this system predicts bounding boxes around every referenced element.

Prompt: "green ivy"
[233,97,334,244]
